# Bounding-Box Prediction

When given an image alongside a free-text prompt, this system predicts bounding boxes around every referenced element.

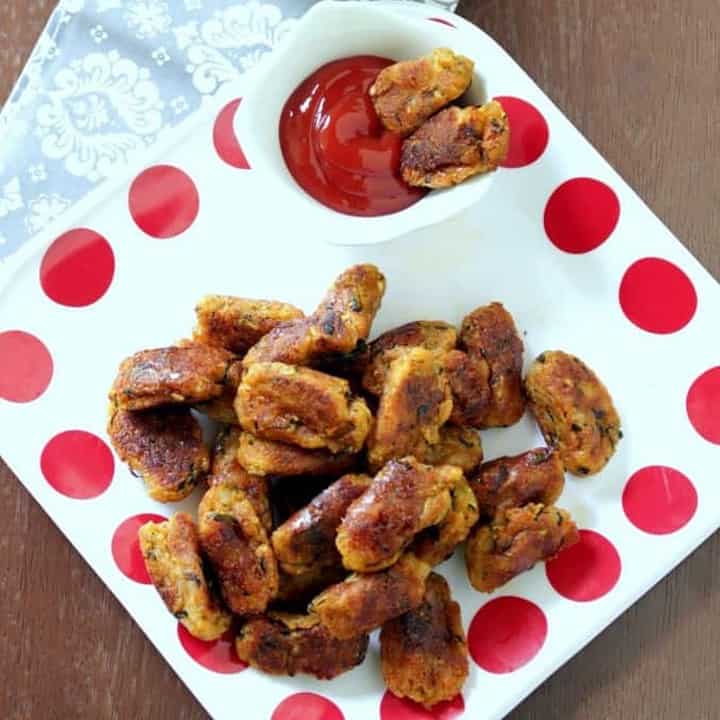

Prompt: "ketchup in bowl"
[279,55,426,217]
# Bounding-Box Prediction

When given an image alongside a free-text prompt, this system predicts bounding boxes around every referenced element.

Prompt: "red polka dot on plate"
[544,178,620,253]
[428,17,456,27]
[177,624,246,674]
[0,330,53,402]
[495,96,549,168]
[468,596,547,674]
[380,691,464,720]
[271,692,343,720]
[129,165,199,238]
[546,529,621,601]
[214,98,250,169]
[41,430,114,499]
[619,257,697,334]
[623,466,697,534]
[687,367,720,444]
[112,513,167,583]
[40,228,115,307]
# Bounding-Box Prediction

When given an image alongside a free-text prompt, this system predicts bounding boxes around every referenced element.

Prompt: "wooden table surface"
[1,1,718,718]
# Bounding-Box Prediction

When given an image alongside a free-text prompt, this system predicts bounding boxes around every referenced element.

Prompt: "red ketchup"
[279,55,426,217]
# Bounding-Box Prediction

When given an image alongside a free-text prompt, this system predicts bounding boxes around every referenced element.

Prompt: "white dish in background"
[235,0,493,246]
[0,2,719,720]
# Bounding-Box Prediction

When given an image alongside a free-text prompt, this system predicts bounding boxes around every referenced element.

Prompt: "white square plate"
[1,3,719,719]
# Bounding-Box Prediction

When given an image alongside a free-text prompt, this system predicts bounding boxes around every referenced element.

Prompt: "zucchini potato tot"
[209,426,271,533]
[459,302,525,428]
[236,612,368,679]
[235,431,358,478]
[469,447,565,521]
[401,101,510,189]
[466,503,579,592]
[362,320,458,396]
[443,349,492,428]
[197,481,278,616]
[309,552,431,640]
[368,347,453,471]
[272,473,372,576]
[138,513,231,640]
[110,343,240,411]
[107,405,209,502]
[235,362,371,454]
[381,573,468,708]
[243,264,386,367]
[336,457,461,573]
[369,48,474,136]
[525,351,622,476]
[193,295,304,355]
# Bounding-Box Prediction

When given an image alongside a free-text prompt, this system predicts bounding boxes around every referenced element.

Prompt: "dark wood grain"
[1,1,719,718]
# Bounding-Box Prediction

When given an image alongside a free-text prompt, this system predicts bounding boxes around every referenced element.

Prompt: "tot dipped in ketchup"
[279,56,426,217]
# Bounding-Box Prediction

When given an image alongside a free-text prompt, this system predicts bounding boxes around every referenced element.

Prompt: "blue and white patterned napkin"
[0,0,456,262]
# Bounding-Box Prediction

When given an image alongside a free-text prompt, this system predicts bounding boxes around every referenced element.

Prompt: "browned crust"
[110,344,238,410]
[380,573,468,707]
[368,347,453,471]
[416,425,484,474]
[272,474,372,576]
[401,101,509,188]
[362,321,458,396]
[235,432,358,478]
[235,362,371,453]
[309,552,432,639]
[444,349,492,427]
[197,482,279,615]
[469,446,565,520]
[335,458,461,573]
[369,48,474,136]
[465,503,579,592]
[235,612,368,679]
[193,295,304,354]
[243,264,386,368]
[107,405,209,502]
[459,302,525,428]
[524,350,622,476]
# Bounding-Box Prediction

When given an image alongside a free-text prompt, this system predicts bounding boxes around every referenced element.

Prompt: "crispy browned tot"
[236,612,368,679]
[309,552,431,639]
[198,480,279,615]
[243,264,386,367]
[401,101,509,189]
[381,573,468,708]
[336,458,461,572]
[272,474,372,576]
[418,425,483,474]
[465,503,579,592]
[413,477,479,566]
[209,427,271,532]
[107,405,209,502]
[193,295,304,354]
[362,321,458,395]
[138,513,231,641]
[469,447,565,520]
[110,344,239,411]
[235,432,358,478]
[459,302,525,427]
[369,48,474,136]
[444,349,492,427]
[236,362,371,453]
[525,351,622,476]
[368,347,453,471]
